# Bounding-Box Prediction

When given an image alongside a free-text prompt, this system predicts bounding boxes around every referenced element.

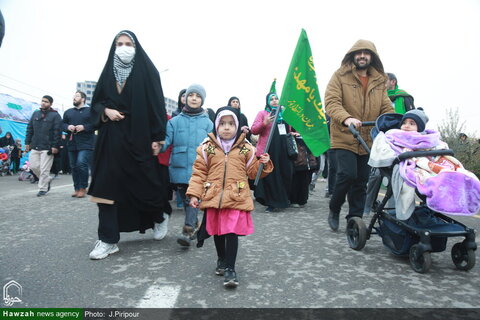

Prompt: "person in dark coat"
[63,91,95,198]
[250,92,294,211]
[0,131,15,147]
[172,89,186,117]
[227,96,251,141]
[10,139,22,174]
[25,95,62,197]
[87,30,171,260]
[289,134,319,207]
[59,134,71,174]
[206,108,216,123]
[0,10,4,48]
[171,88,187,208]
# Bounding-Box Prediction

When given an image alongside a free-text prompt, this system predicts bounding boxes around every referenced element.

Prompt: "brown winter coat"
[325,39,393,155]
[186,133,273,211]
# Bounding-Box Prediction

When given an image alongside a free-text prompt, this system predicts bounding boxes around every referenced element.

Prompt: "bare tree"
[436,107,466,140]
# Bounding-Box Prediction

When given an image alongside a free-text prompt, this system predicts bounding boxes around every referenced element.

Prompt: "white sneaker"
[89,240,119,260]
[153,213,169,240]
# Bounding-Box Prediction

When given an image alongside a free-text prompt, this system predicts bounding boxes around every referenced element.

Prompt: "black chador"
[88,30,171,235]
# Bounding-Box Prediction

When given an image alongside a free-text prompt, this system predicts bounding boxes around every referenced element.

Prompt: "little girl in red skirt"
[187,106,273,288]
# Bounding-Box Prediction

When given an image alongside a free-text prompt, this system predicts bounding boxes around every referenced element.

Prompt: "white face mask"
[115,46,136,64]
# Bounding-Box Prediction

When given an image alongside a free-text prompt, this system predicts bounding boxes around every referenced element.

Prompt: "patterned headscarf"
[113,31,136,86]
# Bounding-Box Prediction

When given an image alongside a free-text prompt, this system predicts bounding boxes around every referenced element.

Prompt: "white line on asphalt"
[25,183,74,193]
[136,284,181,308]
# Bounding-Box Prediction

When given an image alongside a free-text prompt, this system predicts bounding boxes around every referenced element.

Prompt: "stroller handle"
[348,121,376,134]
[348,122,376,153]
[396,149,455,162]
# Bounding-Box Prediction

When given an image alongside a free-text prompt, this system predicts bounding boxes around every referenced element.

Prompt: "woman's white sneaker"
[89,240,119,260]
[153,213,169,240]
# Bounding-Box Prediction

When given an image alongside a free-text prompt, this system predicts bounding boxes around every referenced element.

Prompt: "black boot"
[328,210,340,231]
[223,268,239,288]
[215,258,226,276]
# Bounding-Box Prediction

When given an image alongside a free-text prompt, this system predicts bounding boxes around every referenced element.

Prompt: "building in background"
[164,96,176,116]
[76,80,176,115]
[76,81,97,105]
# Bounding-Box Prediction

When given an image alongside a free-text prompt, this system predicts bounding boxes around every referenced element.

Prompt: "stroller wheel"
[451,243,476,271]
[346,217,367,251]
[409,244,432,273]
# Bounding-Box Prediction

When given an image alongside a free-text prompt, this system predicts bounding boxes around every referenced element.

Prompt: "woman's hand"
[263,115,274,126]
[189,197,199,208]
[152,142,160,155]
[241,125,250,134]
[105,108,125,121]
[259,153,270,163]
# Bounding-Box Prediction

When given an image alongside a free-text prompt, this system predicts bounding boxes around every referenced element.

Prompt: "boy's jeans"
[176,184,198,228]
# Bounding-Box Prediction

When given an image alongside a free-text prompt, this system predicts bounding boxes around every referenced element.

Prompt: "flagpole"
[254,106,281,186]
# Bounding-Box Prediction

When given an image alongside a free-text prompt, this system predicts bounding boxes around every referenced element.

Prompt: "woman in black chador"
[87,30,171,260]
[251,93,294,211]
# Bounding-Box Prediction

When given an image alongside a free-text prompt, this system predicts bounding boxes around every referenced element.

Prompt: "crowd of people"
[5,32,469,289]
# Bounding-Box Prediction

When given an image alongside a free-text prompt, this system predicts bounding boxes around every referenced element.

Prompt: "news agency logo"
[3,280,22,306]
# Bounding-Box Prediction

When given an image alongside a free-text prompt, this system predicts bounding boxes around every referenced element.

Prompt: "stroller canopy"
[371,113,403,140]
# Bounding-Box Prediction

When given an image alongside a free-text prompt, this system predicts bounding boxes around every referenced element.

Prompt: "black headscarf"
[227,96,240,110]
[0,132,14,147]
[91,30,166,150]
[172,88,186,117]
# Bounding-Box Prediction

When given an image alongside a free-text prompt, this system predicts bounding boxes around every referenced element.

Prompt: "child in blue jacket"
[162,84,213,246]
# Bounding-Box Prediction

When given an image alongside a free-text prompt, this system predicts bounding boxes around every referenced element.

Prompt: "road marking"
[136,284,180,308]
[26,183,74,193]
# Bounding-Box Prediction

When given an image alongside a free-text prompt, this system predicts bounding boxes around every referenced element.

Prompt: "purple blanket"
[385,129,480,216]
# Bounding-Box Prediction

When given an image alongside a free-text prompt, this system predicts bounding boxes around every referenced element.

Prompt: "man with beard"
[62,91,95,198]
[25,95,62,196]
[324,40,393,231]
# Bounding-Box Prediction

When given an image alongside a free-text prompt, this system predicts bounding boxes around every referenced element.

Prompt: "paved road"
[1,173,479,308]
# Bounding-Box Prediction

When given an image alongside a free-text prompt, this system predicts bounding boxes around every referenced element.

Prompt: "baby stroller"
[18,160,35,183]
[0,146,12,176]
[346,114,477,273]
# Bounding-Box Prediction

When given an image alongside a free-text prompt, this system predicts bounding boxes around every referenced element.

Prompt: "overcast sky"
[1,0,479,135]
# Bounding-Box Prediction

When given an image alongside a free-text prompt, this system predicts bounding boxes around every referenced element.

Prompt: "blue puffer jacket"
[162,112,213,184]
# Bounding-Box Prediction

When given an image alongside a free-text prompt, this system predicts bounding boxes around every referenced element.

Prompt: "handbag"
[285,133,299,160]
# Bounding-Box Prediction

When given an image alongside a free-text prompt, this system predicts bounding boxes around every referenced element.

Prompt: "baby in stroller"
[0,146,12,176]
[346,109,478,273]
[369,108,480,219]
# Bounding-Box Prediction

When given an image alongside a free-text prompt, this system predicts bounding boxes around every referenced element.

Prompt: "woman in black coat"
[0,131,15,147]
[227,97,251,141]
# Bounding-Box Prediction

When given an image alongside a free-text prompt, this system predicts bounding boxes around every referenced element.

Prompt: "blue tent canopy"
[0,93,57,169]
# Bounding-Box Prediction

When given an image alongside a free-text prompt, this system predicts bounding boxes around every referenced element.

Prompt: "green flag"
[269,78,277,93]
[280,29,330,156]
